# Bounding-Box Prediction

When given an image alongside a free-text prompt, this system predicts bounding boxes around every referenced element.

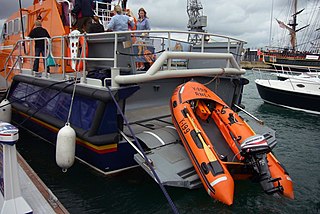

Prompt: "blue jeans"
[33,47,50,73]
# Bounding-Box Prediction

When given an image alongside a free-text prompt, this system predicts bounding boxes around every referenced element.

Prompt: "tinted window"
[14,19,20,33]
[11,82,98,130]
[0,23,7,41]
[7,21,13,35]
[22,16,27,32]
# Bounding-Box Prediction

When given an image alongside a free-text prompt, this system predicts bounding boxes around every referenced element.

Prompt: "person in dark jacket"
[88,16,105,33]
[28,20,51,73]
[72,0,94,33]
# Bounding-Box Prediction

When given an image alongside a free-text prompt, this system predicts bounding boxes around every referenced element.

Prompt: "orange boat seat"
[196,100,211,121]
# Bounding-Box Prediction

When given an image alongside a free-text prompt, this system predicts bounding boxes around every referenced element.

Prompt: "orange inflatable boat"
[170,81,294,205]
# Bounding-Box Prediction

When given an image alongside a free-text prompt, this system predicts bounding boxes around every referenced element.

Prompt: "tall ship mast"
[276,0,309,52]
[262,0,320,70]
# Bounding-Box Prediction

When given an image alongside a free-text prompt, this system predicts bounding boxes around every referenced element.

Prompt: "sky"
[0,0,318,49]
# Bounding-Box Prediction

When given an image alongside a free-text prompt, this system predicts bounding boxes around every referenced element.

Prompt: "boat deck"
[122,111,202,189]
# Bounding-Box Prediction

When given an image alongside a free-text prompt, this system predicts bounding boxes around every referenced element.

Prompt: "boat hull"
[263,54,320,71]
[11,103,138,174]
[255,79,320,114]
[171,86,234,205]
[7,75,140,173]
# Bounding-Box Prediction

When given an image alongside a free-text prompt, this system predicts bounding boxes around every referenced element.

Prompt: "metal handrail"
[114,51,245,86]
[9,30,246,89]
[3,37,50,77]
[3,41,21,78]
[49,29,246,69]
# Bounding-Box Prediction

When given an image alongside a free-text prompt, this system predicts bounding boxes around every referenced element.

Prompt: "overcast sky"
[0,0,318,49]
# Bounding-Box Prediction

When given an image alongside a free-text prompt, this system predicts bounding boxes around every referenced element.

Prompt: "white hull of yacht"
[255,79,320,115]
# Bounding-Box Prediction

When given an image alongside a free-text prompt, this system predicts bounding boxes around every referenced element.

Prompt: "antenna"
[187,0,207,43]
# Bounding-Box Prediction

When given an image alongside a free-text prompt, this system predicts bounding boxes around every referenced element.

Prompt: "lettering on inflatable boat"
[192,87,211,98]
[178,118,190,134]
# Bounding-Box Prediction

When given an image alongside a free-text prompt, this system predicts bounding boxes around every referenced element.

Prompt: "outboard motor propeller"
[240,135,284,195]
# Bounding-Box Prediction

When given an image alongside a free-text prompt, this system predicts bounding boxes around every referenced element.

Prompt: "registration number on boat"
[178,118,190,134]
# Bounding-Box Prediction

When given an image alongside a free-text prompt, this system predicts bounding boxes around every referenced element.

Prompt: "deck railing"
[5,30,246,89]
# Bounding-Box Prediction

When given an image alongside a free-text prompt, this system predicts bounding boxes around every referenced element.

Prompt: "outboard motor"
[240,135,270,155]
[240,135,283,195]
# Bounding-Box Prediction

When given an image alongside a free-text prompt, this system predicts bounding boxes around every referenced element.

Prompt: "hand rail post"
[82,34,87,83]
[167,32,172,70]
[113,33,118,68]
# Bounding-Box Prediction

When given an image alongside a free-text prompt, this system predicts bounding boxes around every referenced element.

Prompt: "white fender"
[55,123,76,172]
[0,99,11,122]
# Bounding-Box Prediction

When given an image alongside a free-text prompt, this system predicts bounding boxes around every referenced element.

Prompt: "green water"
[17,72,320,213]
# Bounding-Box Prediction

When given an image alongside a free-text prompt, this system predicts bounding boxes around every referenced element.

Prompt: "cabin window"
[14,19,20,33]
[0,23,7,41]
[22,15,27,32]
[7,21,13,35]
[10,82,98,131]
[296,84,305,88]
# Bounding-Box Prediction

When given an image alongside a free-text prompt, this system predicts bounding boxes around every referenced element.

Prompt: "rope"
[105,84,179,214]
[203,68,225,86]
[65,34,85,124]
[66,75,79,124]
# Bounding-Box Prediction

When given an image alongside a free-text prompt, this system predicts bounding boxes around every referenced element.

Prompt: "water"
[16,71,320,214]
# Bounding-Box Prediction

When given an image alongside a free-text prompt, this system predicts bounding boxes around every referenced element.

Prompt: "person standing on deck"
[72,0,94,33]
[135,8,151,71]
[28,20,51,73]
[88,16,105,33]
[107,5,134,31]
[136,8,150,33]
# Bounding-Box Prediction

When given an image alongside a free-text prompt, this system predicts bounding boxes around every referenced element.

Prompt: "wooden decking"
[17,152,69,214]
